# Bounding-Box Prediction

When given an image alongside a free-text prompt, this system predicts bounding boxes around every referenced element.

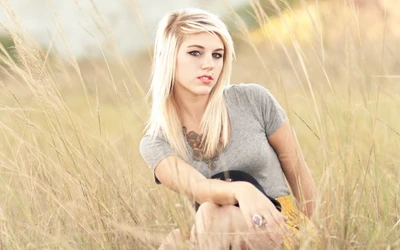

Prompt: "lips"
[197,75,214,84]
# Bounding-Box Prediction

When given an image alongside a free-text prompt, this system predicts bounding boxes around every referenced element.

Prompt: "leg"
[158,228,187,250]
[190,202,231,249]
[190,202,285,250]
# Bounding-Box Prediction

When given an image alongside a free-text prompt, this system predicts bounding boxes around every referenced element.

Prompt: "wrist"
[232,181,253,201]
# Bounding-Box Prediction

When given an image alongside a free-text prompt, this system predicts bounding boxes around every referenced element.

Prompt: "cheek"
[176,55,193,71]
[175,58,186,80]
[177,57,197,76]
[175,68,185,84]
[176,62,192,83]
[215,60,224,74]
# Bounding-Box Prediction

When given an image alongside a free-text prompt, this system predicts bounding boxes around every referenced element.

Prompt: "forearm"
[155,156,247,206]
[190,179,248,206]
[268,121,317,217]
[290,167,317,218]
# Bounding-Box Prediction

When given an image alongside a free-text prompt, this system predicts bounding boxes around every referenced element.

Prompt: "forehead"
[180,32,224,48]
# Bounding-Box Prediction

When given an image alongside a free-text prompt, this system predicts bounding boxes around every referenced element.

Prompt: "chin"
[192,87,214,96]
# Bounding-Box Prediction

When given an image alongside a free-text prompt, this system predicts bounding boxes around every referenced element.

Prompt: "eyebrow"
[187,45,225,52]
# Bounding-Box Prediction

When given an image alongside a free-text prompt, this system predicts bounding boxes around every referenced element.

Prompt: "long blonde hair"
[146,8,235,161]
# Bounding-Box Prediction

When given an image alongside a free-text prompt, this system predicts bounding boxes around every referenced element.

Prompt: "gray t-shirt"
[139,83,290,198]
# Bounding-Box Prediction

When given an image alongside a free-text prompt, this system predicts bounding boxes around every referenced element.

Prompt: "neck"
[174,93,209,126]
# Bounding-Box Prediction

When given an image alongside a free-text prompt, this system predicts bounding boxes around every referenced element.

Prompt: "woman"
[140,8,317,250]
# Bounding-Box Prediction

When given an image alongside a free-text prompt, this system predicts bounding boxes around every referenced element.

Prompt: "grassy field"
[0,0,399,249]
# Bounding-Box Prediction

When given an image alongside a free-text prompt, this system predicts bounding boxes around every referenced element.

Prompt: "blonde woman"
[140,8,317,250]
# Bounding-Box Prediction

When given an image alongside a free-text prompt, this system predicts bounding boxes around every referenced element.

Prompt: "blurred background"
[1,0,248,57]
[0,0,399,249]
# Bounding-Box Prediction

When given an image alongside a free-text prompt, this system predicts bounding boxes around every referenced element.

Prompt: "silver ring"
[252,214,264,227]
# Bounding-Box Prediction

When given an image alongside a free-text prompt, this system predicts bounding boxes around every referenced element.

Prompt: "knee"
[166,228,182,242]
[158,229,184,250]
[191,203,234,249]
[194,202,220,231]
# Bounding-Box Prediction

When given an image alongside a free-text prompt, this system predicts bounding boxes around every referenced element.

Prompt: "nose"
[201,54,214,71]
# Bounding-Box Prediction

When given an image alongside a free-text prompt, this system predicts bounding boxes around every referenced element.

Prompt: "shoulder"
[139,134,155,154]
[224,83,267,93]
[225,83,271,96]
[224,83,273,104]
[140,134,170,154]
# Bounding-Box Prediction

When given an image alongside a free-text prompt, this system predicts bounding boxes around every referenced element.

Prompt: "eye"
[188,51,201,56]
[213,53,223,59]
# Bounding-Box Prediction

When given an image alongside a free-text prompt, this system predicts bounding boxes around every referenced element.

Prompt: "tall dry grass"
[0,0,399,249]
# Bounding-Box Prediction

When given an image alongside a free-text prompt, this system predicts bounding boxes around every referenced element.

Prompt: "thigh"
[193,203,283,250]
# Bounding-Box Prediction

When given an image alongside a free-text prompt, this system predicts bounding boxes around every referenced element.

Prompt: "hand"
[233,182,289,246]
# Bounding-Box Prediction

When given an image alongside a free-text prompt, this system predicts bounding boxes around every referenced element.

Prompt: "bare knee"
[191,202,233,249]
[194,202,221,232]
[167,228,183,242]
[158,229,185,250]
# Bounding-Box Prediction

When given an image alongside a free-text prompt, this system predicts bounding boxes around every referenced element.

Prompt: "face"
[174,32,224,98]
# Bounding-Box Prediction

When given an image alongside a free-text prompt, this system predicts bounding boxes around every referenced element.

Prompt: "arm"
[268,120,317,218]
[155,155,288,230]
[154,155,244,206]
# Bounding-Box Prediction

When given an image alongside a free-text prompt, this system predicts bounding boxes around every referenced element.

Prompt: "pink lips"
[197,75,214,84]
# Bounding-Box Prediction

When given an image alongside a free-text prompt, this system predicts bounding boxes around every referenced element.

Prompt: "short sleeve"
[245,84,286,136]
[139,134,174,184]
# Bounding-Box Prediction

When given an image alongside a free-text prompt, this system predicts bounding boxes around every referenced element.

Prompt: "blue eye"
[189,51,200,56]
[213,53,223,59]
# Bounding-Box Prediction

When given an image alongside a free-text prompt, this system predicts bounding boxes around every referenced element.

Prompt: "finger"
[268,212,289,235]
[260,214,279,235]
[239,205,258,230]
[251,213,266,229]
[277,219,289,235]
[262,224,285,247]
[248,215,281,247]
[283,215,288,222]
[281,215,290,235]
[274,215,289,234]
[246,211,259,230]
